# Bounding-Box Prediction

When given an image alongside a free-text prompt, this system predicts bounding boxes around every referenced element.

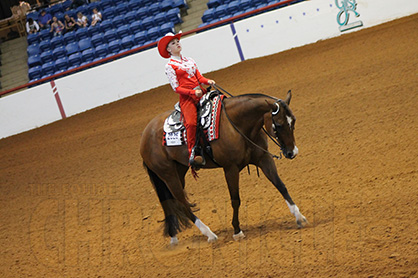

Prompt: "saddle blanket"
[163,93,224,146]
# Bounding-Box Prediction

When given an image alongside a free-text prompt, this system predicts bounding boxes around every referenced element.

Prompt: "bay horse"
[140,90,308,244]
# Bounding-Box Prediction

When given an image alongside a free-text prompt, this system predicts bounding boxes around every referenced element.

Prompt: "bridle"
[213,84,293,160]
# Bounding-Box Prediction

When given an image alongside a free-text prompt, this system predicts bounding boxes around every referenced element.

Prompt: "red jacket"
[165,56,210,104]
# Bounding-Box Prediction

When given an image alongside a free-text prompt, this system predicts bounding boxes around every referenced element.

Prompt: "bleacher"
[25,0,188,83]
[199,0,302,28]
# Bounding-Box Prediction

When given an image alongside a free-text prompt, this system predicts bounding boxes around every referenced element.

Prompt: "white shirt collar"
[170,55,183,62]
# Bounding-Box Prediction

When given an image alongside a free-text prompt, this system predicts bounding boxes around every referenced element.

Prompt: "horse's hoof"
[208,234,218,243]
[233,231,245,241]
[170,236,179,245]
[297,215,309,228]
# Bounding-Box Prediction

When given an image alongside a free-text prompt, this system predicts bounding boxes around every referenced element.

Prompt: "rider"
[158,32,216,167]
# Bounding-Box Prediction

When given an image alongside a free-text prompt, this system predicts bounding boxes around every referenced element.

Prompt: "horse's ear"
[285,90,292,105]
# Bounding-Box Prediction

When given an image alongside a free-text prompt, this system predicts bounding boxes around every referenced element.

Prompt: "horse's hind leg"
[257,155,308,228]
[155,162,218,243]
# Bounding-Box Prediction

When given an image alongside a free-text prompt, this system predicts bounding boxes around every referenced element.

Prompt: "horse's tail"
[143,163,192,237]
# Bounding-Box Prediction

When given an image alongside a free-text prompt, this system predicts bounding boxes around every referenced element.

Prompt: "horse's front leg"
[224,166,245,240]
[257,155,308,228]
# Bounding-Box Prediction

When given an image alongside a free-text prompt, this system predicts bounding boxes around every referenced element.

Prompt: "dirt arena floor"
[1,14,417,277]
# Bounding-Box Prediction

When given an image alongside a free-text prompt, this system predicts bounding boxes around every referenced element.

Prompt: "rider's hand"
[207,80,216,85]
[195,89,203,97]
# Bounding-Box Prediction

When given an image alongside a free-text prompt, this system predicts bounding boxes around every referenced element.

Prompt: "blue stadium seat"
[41,61,55,76]
[154,12,168,26]
[104,29,118,42]
[27,44,41,56]
[52,46,67,59]
[26,11,39,21]
[100,20,114,33]
[124,11,137,24]
[117,24,131,38]
[28,55,42,67]
[102,7,115,20]
[51,36,64,49]
[148,3,161,15]
[40,50,54,64]
[207,0,222,9]
[27,33,40,45]
[91,33,105,47]
[65,10,77,20]
[215,4,228,19]
[108,39,122,54]
[28,65,42,80]
[75,5,89,17]
[88,1,101,11]
[128,0,142,11]
[227,1,240,15]
[135,7,149,20]
[202,8,215,23]
[115,3,129,15]
[130,21,143,34]
[39,39,52,52]
[39,29,51,41]
[121,35,135,49]
[240,0,253,10]
[63,31,77,45]
[62,0,72,10]
[65,42,80,56]
[82,48,96,62]
[133,30,148,46]
[49,3,63,14]
[55,12,65,22]
[78,38,93,51]
[141,16,155,30]
[161,0,174,11]
[142,0,153,5]
[95,43,109,57]
[100,0,115,10]
[87,24,101,36]
[147,26,161,41]
[166,8,182,24]
[55,57,69,71]
[112,15,126,29]
[254,0,268,6]
[68,52,83,67]
[173,0,188,9]
[76,27,90,40]
[160,22,175,35]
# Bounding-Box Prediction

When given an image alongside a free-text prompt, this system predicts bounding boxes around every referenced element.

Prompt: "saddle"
[163,90,218,134]
[163,90,224,166]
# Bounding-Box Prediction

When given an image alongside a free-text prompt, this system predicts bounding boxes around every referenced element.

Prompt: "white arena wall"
[0,0,417,139]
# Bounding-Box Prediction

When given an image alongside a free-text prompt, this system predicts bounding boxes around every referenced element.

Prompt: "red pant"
[180,99,198,158]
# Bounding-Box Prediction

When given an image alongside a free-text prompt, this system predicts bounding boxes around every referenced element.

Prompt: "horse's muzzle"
[284,145,299,159]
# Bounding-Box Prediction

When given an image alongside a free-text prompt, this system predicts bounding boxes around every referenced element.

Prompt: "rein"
[212,84,284,160]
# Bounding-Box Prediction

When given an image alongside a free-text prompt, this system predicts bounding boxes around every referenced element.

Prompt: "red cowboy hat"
[158,31,182,58]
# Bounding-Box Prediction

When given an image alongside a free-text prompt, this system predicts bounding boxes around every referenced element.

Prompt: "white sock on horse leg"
[285,200,301,221]
[170,236,179,245]
[195,218,217,241]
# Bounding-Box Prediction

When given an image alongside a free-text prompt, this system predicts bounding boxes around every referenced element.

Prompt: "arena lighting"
[0,0,301,97]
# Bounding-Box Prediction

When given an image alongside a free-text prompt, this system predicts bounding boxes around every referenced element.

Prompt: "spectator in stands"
[158,32,216,166]
[76,12,88,27]
[26,18,40,34]
[64,14,77,32]
[38,10,52,29]
[90,8,102,26]
[50,16,65,36]
[19,1,31,12]
[68,0,85,10]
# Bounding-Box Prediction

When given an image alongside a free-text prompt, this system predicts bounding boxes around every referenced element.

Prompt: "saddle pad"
[163,94,224,146]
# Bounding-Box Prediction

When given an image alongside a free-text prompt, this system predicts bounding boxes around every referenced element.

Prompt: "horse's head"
[269,91,298,159]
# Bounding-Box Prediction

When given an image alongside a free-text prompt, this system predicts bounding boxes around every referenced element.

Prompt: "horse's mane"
[228,93,278,101]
